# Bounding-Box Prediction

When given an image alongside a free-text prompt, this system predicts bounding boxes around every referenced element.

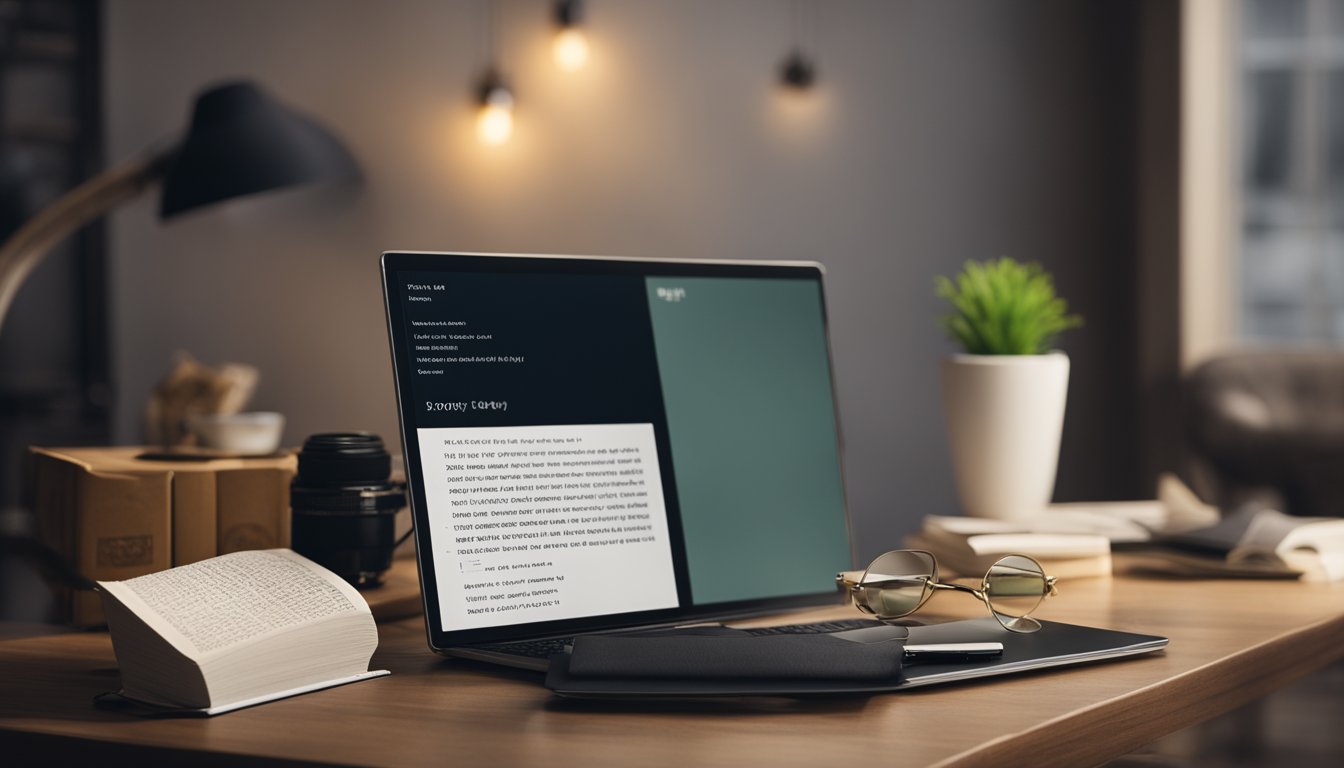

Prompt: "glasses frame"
[836,549,1059,633]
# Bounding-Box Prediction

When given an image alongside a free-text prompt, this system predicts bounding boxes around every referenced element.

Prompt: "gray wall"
[104,0,1143,564]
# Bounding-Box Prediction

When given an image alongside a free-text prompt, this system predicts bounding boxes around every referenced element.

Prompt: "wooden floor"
[1110,659,1344,766]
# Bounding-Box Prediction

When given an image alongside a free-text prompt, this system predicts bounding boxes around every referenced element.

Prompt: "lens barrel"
[290,432,406,588]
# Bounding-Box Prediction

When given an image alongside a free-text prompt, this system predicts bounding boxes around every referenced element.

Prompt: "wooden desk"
[3,575,1343,767]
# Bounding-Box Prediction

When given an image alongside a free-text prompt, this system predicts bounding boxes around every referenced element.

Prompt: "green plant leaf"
[934,258,1082,355]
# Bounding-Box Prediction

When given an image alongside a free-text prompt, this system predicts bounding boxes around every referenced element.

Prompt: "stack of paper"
[905,517,1113,579]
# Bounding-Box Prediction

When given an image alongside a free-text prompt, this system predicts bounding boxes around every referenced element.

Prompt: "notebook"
[382,252,856,669]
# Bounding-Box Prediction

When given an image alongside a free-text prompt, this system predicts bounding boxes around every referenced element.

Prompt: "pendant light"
[476,0,514,145]
[552,0,589,72]
[779,0,817,89]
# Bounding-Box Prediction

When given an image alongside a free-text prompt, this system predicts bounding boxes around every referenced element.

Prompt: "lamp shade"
[158,81,359,219]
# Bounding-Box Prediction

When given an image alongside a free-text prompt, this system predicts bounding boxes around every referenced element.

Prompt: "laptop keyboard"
[474,618,886,660]
[741,618,884,636]
[476,637,572,660]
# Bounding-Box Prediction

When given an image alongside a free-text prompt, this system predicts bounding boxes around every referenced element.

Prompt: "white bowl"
[188,412,286,454]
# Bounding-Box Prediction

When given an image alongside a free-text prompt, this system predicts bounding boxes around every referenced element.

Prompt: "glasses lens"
[985,555,1047,620]
[859,550,936,620]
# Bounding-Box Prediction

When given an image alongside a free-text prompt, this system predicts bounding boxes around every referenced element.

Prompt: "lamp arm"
[0,149,172,337]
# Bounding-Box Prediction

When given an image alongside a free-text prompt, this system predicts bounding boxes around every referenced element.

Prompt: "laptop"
[381,252,864,670]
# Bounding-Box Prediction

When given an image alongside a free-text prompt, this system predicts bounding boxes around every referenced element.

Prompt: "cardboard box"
[30,446,297,626]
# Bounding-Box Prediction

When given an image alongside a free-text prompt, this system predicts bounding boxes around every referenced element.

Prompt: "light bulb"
[553,27,589,71]
[476,86,514,146]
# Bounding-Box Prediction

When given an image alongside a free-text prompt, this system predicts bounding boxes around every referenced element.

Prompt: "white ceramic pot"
[940,352,1069,520]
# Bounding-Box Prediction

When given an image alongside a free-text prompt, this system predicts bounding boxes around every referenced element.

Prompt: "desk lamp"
[0,80,360,335]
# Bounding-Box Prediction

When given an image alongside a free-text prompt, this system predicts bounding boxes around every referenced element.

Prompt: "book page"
[963,533,1110,558]
[1254,513,1344,582]
[1233,509,1310,557]
[102,549,367,658]
[927,509,1153,543]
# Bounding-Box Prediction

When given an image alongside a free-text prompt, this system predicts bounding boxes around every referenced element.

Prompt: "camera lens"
[290,432,406,588]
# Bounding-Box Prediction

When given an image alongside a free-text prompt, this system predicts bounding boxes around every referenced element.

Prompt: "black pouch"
[564,626,906,681]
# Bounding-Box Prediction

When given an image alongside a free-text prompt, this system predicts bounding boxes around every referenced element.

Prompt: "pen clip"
[904,642,1004,661]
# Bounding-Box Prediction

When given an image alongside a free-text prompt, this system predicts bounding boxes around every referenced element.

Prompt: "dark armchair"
[1186,350,1344,518]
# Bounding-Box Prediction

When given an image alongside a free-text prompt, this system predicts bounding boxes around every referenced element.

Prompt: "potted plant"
[935,259,1082,520]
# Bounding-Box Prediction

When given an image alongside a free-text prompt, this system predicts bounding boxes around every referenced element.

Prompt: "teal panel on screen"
[645,276,850,605]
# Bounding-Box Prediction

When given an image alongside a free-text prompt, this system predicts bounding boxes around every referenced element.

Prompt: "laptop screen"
[382,253,852,647]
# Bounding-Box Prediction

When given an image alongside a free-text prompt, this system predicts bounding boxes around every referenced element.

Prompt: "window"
[1239,0,1344,341]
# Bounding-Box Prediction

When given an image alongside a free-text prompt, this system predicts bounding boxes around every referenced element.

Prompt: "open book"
[98,549,388,715]
[1122,507,1344,581]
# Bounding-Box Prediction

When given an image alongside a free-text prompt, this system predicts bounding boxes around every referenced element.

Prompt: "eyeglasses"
[836,549,1058,633]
